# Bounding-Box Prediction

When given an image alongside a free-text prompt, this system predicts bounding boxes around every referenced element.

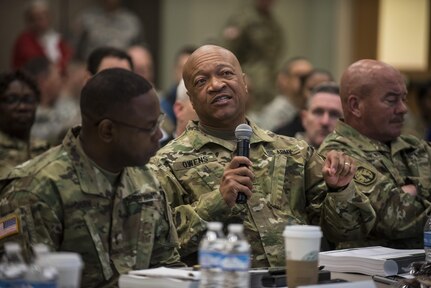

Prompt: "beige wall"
[160,0,352,89]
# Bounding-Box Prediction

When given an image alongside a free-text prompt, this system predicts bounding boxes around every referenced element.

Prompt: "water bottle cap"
[227,224,243,233]
[4,242,21,253]
[207,222,223,231]
[33,243,50,255]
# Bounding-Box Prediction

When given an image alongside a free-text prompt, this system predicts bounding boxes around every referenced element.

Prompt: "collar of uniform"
[62,126,135,198]
[0,130,49,152]
[0,130,27,149]
[335,120,414,154]
[186,119,275,151]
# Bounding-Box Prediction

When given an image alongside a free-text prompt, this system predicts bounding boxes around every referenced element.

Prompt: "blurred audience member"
[128,44,155,85]
[86,46,133,76]
[161,46,196,126]
[0,71,50,177]
[275,68,333,136]
[55,47,133,144]
[73,0,144,61]
[54,61,87,142]
[22,57,64,144]
[173,79,198,137]
[221,0,284,111]
[13,0,72,75]
[298,82,342,148]
[250,57,312,131]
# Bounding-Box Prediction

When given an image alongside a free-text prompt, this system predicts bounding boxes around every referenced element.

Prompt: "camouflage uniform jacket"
[150,120,375,267]
[0,130,49,178]
[319,120,431,249]
[0,127,182,287]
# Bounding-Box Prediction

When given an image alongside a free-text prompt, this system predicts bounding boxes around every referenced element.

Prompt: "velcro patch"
[0,213,19,240]
[354,166,376,186]
[172,155,216,170]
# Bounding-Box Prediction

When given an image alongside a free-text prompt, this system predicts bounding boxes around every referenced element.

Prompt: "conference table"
[332,272,390,287]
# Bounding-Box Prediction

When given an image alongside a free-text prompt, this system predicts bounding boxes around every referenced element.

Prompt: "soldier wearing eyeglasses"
[0,70,50,177]
[0,68,183,287]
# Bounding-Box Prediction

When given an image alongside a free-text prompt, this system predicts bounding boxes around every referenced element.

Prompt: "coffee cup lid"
[283,225,322,238]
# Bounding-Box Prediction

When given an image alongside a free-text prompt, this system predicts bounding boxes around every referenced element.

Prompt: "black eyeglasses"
[0,94,37,107]
[103,113,165,136]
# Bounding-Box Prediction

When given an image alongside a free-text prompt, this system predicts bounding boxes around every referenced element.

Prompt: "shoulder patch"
[0,213,19,240]
[354,166,376,186]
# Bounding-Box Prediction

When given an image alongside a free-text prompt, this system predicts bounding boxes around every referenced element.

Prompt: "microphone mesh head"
[235,124,252,140]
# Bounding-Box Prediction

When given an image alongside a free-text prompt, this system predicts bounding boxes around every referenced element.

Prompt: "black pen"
[372,275,399,285]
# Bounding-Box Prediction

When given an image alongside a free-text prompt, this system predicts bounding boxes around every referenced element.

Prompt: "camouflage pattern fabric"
[221,6,283,111]
[319,120,431,249]
[0,127,182,288]
[0,130,49,178]
[150,120,376,267]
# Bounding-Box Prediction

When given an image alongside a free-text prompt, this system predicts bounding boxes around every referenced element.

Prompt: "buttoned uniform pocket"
[170,155,224,201]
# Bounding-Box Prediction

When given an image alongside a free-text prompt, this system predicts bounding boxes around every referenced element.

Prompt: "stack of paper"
[319,246,425,276]
[119,267,200,288]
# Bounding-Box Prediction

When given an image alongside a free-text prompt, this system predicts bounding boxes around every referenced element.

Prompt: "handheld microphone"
[234,123,252,204]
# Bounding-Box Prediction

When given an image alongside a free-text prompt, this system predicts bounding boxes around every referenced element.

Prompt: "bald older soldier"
[319,59,431,249]
[150,44,376,267]
[0,68,182,287]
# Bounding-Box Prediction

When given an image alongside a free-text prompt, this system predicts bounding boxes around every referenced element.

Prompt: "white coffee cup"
[283,225,322,288]
[36,252,83,288]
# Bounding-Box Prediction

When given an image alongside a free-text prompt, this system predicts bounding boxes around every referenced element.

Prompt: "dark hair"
[21,56,52,78]
[306,82,340,109]
[300,69,334,89]
[0,70,40,101]
[175,45,197,61]
[80,68,152,120]
[311,82,339,96]
[280,56,309,75]
[87,47,134,75]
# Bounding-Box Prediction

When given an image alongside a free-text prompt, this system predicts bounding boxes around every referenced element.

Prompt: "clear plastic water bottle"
[199,222,225,288]
[424,215,431,262]
[0,242,28,287]
[2,242,28,280]
[25,244,58,287]
[222,224,250,288]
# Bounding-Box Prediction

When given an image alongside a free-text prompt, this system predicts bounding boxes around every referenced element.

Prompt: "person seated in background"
[161,45,197,127]
[54,47,134,144]
[160,79,198,146]
[297,82,342,148]
[150,44,376,267]
[72,0,144,61]
[0,68,182,287]
[0,70,50,177]
[13,0,72,75]
[319,59,431,249]
[21,56,63,144]
[86,46,133,76]
[127,44,155,86]
[275,68,334,137]
[249,57,313,131]
[172,79,198,137]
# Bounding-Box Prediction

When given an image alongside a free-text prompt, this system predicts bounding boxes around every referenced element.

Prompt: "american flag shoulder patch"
[0,213,19,240]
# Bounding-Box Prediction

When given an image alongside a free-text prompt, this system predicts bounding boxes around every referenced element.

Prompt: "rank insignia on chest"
[354,166,376,186]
